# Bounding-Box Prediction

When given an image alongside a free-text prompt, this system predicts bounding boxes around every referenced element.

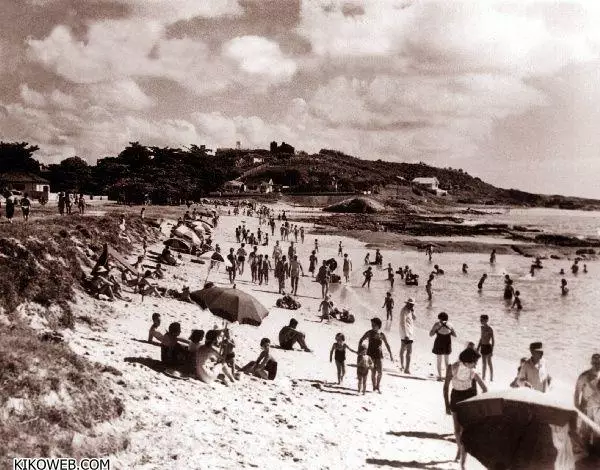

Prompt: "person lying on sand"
[242,338,278,380]
[195,329,236,385]
[279,318,312,352]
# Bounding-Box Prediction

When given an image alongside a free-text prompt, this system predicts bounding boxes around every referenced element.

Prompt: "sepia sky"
[1,0,600,198]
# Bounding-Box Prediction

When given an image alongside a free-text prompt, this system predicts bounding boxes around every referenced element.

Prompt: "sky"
[1,0,600,198]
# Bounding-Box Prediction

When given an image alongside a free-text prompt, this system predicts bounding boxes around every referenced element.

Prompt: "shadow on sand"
[366,458,454,469]
[387,431,455,443]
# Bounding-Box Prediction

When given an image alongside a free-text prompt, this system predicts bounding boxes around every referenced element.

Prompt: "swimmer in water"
[512,290,523,310]
[490,249,496,265]
[426,273,434,301]
[530,264,535,277]
[559,268,565,275]
[478,273,487,291]
[561,278,569,296]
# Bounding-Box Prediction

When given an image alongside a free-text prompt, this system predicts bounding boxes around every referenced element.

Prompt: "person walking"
[429,312,457,381]
[289,255,304,296]
[399,298,416,374]
[275,255,289,294]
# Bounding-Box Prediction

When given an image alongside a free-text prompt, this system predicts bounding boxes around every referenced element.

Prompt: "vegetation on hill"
[2,140,600,209]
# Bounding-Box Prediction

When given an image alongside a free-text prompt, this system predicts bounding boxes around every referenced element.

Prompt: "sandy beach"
[51,203,576,470]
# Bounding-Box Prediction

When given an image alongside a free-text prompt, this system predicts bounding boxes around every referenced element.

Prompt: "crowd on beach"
[17,195,600,467]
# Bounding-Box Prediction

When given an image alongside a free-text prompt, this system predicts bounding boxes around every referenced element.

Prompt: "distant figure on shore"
[425,244,433,262]
[140,207,145,220]
[477,273,487,291]
[362,266,373,288]
[308,250,318,277]
[300,226,305,243]
[330,333,357,385]
[462,263,468,274]
[338,241,343,257]
[512,290,523,310]
[364,253,370,265]
[21,194,31,221]
[289,255,304,296]
[561,278,569,296]
[477,315,495,381]
[490,249,496,264]
[430,312,457,381]
[342,253,352,283]
[584,264,588,274]
[382,292,394,321]
[443,347,487,470]
[314,238,319,253]
[399,298,416,374]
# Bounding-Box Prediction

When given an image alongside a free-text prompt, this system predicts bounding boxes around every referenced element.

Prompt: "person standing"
[399,298,416,374]
[260,255,271,286]
[477,315,495,382]
[58,192,65,215]
[426,273,434,301]
[316,260,331,298]
[287,241,296,261]
[362,266,373,288]
[275,255,289,294]
[517,342,551,392]
[300,226,305,243]
[5,195,15,223]
[443,348,487,470]
[21,193,31,221]
[358,317,394,393]
[289,255,304,296]
[338,241,343,257]
[227,248,237,284]
[477,273,487,291]
[490,249,496,264]
[309,250,318,278]
[429,312,457,381]
[574,353,600,450]
[386,263,395,288]
[78,194,85,214]
[236,243,247,276]
[272,241,282,267]
[382,292,394,321]
[342,253,352,282]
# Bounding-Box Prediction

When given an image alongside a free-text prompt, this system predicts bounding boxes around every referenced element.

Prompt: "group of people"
[2,192,32,223]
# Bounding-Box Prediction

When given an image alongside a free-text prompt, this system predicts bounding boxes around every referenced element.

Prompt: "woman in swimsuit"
[430,312,457,381]
[358,318,394,393]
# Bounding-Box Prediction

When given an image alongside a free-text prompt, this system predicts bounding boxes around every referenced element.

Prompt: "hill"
[238,149,600,210]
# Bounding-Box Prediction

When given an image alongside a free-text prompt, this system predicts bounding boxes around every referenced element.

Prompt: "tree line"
[0,141,241,204]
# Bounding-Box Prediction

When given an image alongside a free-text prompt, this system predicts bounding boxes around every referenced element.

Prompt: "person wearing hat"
[517,342,551,392]
[443,347,487,469]
[399,298,416,374]
[574,353,600,448]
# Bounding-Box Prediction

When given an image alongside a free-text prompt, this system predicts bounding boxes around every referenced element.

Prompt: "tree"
[0,142,40,174]
[48,156,91,193]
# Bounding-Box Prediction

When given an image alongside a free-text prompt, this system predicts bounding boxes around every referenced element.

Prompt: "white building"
[222,180,246,193]
[412,177,439,190]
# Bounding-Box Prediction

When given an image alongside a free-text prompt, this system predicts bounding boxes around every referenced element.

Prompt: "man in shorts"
[477,314,495,381]
[399,298,416,374]
[278,318,311,352]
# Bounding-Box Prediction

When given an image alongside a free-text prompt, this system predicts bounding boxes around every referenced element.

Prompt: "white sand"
[65,205,563,469]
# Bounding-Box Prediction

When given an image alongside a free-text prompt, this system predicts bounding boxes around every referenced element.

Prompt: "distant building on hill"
[246,179,274,194]
[412,177,448,196]
[222,180,246,193]
[270,141,295,155]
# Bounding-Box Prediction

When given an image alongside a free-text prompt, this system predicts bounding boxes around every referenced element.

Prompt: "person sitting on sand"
[195,329,236,385]
[443,348,487,469]
[188,329,205,357]
[87,266,116,301]
[148,313,162,343]
[242,338,278,380]
[358,317,394,393]
[278,318,311,352]
[160,246,178,266]
[160,322,190,368]
[330,333,357,385]
[138,270,163,301]
[561,278,569,295]
[153,263,165,279]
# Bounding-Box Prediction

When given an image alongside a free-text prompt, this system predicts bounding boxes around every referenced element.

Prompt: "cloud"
[20,84,48,108]
[222,35,297,84]
[86,79,154,110]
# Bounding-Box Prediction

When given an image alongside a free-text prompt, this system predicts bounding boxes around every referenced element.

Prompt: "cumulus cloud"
[222,36,297,84]
[86,79,154,110]
[20,84,48,108]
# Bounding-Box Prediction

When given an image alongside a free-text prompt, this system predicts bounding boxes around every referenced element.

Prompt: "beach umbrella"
[198,251,225,263]
[173,225,202,246]
[163,238,191,253]
[190,286,269,326]
[456,389,577,470]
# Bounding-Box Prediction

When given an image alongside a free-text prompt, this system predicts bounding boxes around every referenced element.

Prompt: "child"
[477,315,495,381]
[314,239,319,253]
[382,292,394,321]
[319,295,333,322]
[561,278,569,296]
[330,333,357,384]
[356,345,374,395]
[512,290,522,310]
[510,358,528,388]
[362,266,373,288]
[148,313,162,343]
[386,263,395,288]
[244,338,278,380]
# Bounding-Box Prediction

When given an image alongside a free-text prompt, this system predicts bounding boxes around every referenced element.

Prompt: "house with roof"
[222,180,246,193]
[412,177,448,196]
[0,172,50,197]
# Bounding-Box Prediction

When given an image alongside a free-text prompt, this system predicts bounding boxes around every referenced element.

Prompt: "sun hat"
[529,342,543,352]
[406,298,415,305]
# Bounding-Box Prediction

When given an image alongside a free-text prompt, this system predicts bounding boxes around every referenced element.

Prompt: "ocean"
[325,208,600,384]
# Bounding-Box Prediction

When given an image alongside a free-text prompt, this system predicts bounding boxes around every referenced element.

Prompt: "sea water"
[324,208,600,384]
